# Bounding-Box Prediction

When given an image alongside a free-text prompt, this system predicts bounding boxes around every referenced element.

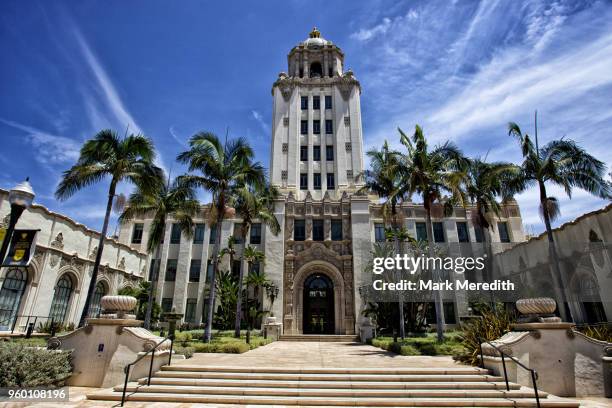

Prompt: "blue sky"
[0,0,610,234]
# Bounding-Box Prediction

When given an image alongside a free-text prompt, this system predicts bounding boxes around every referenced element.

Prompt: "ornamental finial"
[309,27,321,38]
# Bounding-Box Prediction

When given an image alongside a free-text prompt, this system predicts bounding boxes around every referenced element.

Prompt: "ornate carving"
[338,70,359,100]
[49,254,60,268]
[89,246,98,260]
[50,233,64,250]
[118,257,126,270]
[274,73,297,101]
[47,337,61,350]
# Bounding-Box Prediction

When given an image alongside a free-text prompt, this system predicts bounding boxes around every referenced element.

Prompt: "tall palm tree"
[118,176,200,329]
[507,118,610,321]
[242,246,265,332]
[360,140,409,339]
[233,184,280,337]
[177,132,265,342]
[398,125,468,342]
[56,130,162,327]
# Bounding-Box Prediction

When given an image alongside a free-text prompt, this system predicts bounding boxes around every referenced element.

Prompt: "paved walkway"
[2,341,610,407]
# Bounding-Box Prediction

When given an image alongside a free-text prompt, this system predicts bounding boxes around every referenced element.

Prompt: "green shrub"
[0,342,72,387]
[453,308,515,365]
[174,346,195,359]
[174,331,193,346]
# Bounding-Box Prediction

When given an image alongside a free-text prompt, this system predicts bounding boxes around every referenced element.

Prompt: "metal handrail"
[478,337,540,408]
[120,335,173,407]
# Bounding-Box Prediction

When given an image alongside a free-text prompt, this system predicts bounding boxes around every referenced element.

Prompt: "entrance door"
[303,274,334,334]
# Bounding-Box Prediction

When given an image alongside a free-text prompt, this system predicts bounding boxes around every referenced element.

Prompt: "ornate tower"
[270,28,365,200]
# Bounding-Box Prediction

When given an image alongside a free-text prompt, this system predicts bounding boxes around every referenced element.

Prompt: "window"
[325,120,333,134]
[193,223,205,244]
[313,173,322,190]
[325,95,332,109]
[313,145,321,161]
[251,261,261,275]
[313,220,324,241]
[165,259,177,281]
[301,96,308,110]
[170,223,181,244]
[209,224,217,244]
[331,220,342,241]
[49,275,73,323]
[185,298,197,323]
[233,223,244,244]
[250,223,262,244]
[131,223,144,244]
[416,222,427,242]
[206,260,214,283]
[474,225,484,243]
[327,174,335,189]
[301,120,308,135]
[375,223,385,242]
[313,95,320,110]
[300,173,308,190]
[189,259,201,282]
[300,146,308,161]
[456,222,469,243]
[88,282,106,318]
[313,120,321,134]
[498,222,511,243]
[326,145,334,161]
[433,222,445,243]
[294,220,306,241]
[161,298,173,313]
[232,260,241,278]
[0,268,27,328]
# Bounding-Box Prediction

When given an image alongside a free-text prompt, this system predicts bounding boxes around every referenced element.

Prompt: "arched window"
[88,282,107,318]
[310,62,323,78]
[0,268,28,330]
[49,275,74,323]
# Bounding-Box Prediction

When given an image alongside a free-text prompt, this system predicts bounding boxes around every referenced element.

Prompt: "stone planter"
[516,297,557,315]
[101,295,137,318]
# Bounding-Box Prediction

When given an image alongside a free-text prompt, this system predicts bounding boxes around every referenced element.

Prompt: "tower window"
[456,222,469,243]
[294,220,306,241]
[327,174,335,190]
[375,223,385,242]
[313,96,320,110]
[301,120,308,135]
[300,173,308,190]
[325,120,333,134]
[300,146,308,161]
[498,222,511,243]
[325,95,332,109]
[301,96,308,110]
[416,222,427,242]
[313,120,321,134]
[326,145,334,161]
[314,173,322,190]
[433,222,445,243]
[331,220,342,241]
[131,223,143,244]
[313,146,321,161]
[310,61,323,78]
[312,220,324,241]
[170,223,181,244]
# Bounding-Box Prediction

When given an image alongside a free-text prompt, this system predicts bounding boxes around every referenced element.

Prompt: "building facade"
[0,189,147,332]
[116,29,526,334]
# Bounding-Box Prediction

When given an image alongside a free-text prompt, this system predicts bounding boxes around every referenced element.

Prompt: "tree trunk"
[391,206,405,340]
[482,225,496,311]
[144,243,162,330]
[425,206,445,342]
[78,180,116,328]
[203,210,224,342]
[234,224,250,338]
[538,181,571,322]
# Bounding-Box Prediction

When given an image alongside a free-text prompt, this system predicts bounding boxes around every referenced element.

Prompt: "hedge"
[0,342,72,387]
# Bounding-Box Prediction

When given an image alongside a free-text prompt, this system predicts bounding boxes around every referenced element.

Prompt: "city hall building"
[116,29,526,335]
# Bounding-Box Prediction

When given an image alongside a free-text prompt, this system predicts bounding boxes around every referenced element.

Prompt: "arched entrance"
[303,274,334,334]
[0,268,28,330]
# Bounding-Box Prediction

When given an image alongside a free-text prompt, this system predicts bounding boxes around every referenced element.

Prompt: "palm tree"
[507,117,610,321]
[119,176,200,329]
[56,130,162,327]
[232,184,280,337]
[177,132,265,342]
[397,125,468,341]
[360,140,409,339]
[245,265,270,331]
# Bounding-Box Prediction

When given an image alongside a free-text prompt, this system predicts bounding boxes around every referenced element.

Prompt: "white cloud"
[351,17,392,41]
[251,110,270,134]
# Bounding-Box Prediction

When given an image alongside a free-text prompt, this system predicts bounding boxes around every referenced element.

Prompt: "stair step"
[279,335,360,342]
[161,365,489,375]
[140,378,521,390]
[115,384,546,398]
[87,391,580,407]
[153,371,504,382]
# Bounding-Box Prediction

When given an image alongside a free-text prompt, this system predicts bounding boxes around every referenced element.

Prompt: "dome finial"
[309,27,321,38]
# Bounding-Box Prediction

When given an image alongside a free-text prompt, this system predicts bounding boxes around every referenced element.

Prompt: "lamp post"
[0,178,35,266]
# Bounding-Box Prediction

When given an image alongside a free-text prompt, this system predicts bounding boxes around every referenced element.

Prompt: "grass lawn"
[156,329,273,357]
[371,331,466,356]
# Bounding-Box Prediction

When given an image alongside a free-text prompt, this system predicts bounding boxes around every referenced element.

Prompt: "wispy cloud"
[251,110,270,135]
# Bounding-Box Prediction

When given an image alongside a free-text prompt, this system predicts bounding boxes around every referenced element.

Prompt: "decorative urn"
[516,297,557,315]
[100,295,138,319]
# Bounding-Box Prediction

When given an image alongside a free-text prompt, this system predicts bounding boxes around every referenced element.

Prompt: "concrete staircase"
[88,365,580,406]
[278,334,360,342]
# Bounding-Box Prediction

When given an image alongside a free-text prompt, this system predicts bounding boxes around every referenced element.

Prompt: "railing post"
[147,346,155,386]
[120,365,130,407]
[531,370,541,408]
[168,337,174,366]
[500,353,510,391]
